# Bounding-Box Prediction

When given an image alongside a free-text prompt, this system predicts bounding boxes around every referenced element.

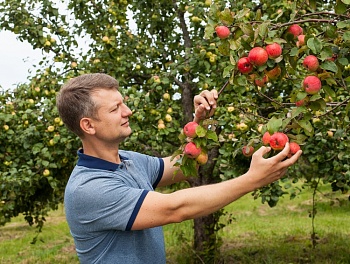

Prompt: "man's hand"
[244,142,302,189]
[193,89,218,123]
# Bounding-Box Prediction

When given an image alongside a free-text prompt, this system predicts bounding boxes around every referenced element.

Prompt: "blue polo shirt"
[64,149,165,264]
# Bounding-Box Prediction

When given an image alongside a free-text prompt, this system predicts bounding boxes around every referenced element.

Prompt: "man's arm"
[131,143,302,230]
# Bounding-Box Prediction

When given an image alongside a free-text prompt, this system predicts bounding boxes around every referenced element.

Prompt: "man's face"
[89,88,132,144]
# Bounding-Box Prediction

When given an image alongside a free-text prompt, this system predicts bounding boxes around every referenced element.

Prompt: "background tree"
[0,0,350,262]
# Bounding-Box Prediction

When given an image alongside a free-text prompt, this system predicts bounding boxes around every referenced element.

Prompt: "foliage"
[1,0,350,260]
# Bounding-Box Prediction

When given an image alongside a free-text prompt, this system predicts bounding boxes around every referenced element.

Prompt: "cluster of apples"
[182,121,209,165]
[262,131,301,157]
[242,131,301,158]
[290,25,322,106]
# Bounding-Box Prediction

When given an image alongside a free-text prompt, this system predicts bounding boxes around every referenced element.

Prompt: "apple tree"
[1,0,350,261]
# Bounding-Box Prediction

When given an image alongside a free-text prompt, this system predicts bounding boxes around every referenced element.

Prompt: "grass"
[0,182,349,263]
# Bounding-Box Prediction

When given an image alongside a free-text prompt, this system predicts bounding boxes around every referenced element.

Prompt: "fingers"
[253,145,271,158]
[193,89,218,121]
[194,89,218,110]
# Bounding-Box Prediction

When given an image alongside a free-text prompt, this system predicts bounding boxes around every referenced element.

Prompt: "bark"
[189,145,221,263]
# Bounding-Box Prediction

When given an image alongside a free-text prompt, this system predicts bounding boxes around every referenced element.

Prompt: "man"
[57,73,302,264]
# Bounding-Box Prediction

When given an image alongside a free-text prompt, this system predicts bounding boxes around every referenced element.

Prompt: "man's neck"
[81,140,121,164]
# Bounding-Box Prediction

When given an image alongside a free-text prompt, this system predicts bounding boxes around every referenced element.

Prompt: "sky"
[0,30,43,90]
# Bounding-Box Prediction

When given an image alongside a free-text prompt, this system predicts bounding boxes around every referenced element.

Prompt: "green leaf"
[219,8,234,25]
[297,120,314,135]
[343,31,350,41]
[223,65,234,78]
[206,130,218,142]
[307,38,323,54]
[291,106,306,119]
[258,21,270,38]
[196,125,207,138]
[335,0,348,14]
[267,117,283,133]
[321,60,338,73]
[336,20,350,29]
[217,40,230,56]
[323,85,336,98]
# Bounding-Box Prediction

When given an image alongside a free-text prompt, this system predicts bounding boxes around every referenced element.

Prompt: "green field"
[0,182,349,264]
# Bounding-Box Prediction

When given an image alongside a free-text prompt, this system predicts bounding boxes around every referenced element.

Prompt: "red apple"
[303,55,319,72]
[254,75,268,87]
[287,24,303,37]
[288,142,301,157]
[248,47,269,66]
[295,98,307,107]
[265,43,282,59]
[269,132,289,150]
[237,57,253,74]
[265,66,281,80]
[215,26,230,39]
[184,142,201,158]
[262,131,271,145]
[303,76,322,95]
[196,150,208,165]
[296,34,305,47]
[242,145,254,157]
[183,121,199,138]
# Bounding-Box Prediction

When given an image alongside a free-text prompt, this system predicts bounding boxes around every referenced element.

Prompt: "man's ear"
[80,117,96,135]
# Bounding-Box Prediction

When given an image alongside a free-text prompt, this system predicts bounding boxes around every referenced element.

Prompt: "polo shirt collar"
[76,149,128,171]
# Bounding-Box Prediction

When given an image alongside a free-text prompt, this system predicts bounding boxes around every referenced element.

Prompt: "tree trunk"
[189,146,221,263]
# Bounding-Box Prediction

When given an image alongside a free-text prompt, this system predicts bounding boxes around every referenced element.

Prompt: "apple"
[248,47,269,66]
[288,142,301,157]
[236,122,248,131]
[295,98,308,107]
[184,142,201,158]
[3,125,9,131]
[303,55,319,72]
[102,36,110,42]
[196,150,209,165]
[205,0,212,6]
[303,76,322,95]
[312,117,321,124]
[71,62,78,68]
[327,130,334,137]
[54,117,61,124]
[183,121,199,138]
[265,43,282,59]
[43,169,50,177]
[296,34,305,47]
[47,125,55,132]
[227,106,235,112]
[257,124,263,133]
[242,145,254,157]
[269,132,289,150]
[215,26,230,39]
[228,133,236,140]
[158,123,166,130]
[167,107,173,113]
[237,57,253,74]
[153,76,161,83]
[265,66,281,80]
[254,75,268,87]
[163,92,170,100]
[165,114,172,122]
[287,24,303,37]
[262,131,271,145]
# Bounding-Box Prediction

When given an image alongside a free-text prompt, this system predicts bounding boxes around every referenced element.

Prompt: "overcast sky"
[0,30,44,90]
